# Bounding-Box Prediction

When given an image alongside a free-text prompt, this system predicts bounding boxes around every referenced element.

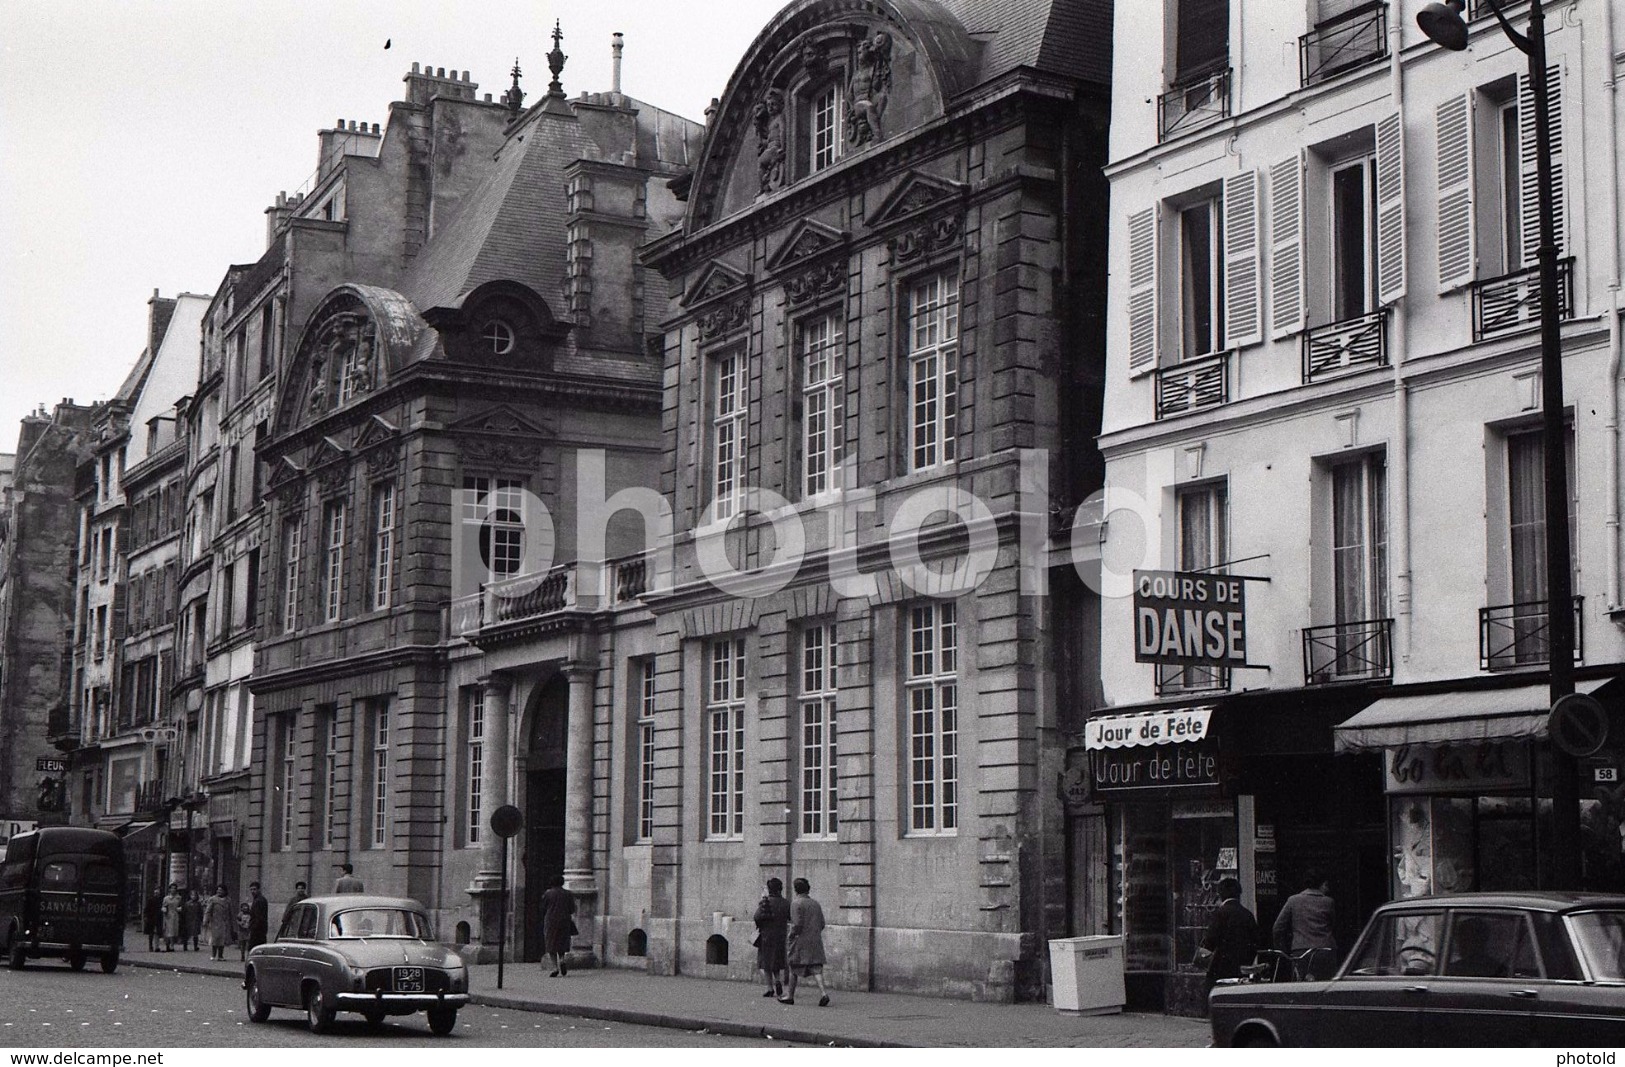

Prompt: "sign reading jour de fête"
[1133,569,1248,667]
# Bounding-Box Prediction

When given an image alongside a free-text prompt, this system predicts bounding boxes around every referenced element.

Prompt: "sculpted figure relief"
[754,88,787,194]
[847,32,893,146]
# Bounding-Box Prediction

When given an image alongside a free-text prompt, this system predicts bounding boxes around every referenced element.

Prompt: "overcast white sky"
[0,0,785,455]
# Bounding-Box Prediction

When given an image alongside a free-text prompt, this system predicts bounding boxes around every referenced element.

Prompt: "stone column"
[467,675,511,960]
[562,665,598,962]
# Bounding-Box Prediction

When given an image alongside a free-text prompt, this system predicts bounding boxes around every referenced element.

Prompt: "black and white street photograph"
[1,0,1623,1055]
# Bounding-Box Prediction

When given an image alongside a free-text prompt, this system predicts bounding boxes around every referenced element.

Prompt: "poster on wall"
[1391,796,1475,898]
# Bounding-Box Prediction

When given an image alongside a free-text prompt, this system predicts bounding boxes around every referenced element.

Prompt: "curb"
[124,956,905,1048]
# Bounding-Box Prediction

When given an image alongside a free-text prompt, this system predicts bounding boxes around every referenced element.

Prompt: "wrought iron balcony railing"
[1303,308,1389,383]
[1471,257,1574,342]
[1300,1,1389,86]
[1155,352,1229,420]
[134,780,166,816]
[1155,663,1231,696]
[1479,595,1583,671]
[1159,68,1232,142]
[1303,618,1393,684]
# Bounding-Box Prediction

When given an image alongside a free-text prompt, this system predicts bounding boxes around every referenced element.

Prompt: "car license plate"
[394,966,424,992]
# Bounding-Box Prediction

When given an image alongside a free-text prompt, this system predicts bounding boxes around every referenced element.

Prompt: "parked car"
[244,895,469,1035]
[0,827,125,973]
[1210,891,1625,1046]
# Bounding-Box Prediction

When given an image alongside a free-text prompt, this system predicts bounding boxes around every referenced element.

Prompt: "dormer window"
[480,320,515,356]
[810,83,843,172]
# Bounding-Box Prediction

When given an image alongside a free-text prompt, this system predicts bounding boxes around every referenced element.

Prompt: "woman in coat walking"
[202,885,234,961]
[161,884,183,952]
[753,877,791,999]
[539,875,576,978]
[783,878,830,1006]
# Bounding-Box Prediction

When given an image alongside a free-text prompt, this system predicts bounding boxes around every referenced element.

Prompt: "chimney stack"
[612,32,624,95]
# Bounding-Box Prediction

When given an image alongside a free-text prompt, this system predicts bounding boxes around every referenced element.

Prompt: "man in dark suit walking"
[246,881,269,951]
[1200,877,1259,997]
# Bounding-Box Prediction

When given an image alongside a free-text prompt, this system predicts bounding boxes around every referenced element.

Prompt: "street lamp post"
[1419,0,1579,887]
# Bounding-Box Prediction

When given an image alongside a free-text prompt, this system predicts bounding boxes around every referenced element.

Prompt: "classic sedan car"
[244,895,469,1035]
[1210,892,1625,1047]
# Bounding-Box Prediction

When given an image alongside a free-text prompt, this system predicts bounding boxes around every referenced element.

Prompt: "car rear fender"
[301,976,327,1009]
[1231,1019,1283,1047]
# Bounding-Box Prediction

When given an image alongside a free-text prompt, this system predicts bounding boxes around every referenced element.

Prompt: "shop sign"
[1083,707,1212,750]
[1090,739,1220,794]
[1384,742,1529,795]
[1133,570,1248,667]
[1058,765,1096,813]
[35,757,66,774]
[1254,823,1276,853]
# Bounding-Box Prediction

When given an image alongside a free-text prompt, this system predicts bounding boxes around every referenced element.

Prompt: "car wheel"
[304,985,335,1034]
[427,1006,458,1036]
[1235,1030,1279,1048]
[99,952,118,975]
[245,972,271,1023]
[67,951,86,972]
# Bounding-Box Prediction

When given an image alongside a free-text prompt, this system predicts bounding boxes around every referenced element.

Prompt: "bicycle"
[1237,947,1321,983]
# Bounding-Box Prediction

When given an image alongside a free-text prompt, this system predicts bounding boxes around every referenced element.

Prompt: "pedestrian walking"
[203,884,233,961]
[160,884,183,951]
[334,863,365,894]
[753,877,791,999]
[539,875,576,977]
[1199,877,1260,998]
[282,880,309,929]
[1272,868,1337,979]
[183,888,203,952]
[143,887,163,952]
[782,877,830,1006]
[247,881,269,950]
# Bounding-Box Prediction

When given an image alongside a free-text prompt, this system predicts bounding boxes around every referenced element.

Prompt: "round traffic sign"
[1550,693,1610,758]
[490,804,524,839]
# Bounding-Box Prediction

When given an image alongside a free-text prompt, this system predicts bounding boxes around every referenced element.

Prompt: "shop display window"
[1113,799,1239,973]
[1390,794,1553,897]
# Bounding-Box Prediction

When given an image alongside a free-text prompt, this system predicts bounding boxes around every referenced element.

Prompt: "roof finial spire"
[502,57,525,113]
[547,19,567,95]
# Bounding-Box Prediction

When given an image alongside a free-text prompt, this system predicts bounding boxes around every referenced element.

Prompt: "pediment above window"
[766,219,848,273]
[681,261,752,308]
[869,171,967,229]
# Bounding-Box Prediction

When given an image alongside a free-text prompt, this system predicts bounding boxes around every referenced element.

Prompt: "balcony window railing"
[1159,68,1232,142]
[1303,618,1393,684]
[1479,595,1583,671]
[613,556,649,604]
[1303,308,1389,383]
[1471,258,1574,342]
[135,780,166,815]
[491,565,576,624]
[1155,663,1231,696]
[1155,353,1229,420]
[1300,1,1389,86]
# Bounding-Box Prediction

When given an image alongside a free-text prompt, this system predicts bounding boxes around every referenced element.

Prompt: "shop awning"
[1333,678,1608,753]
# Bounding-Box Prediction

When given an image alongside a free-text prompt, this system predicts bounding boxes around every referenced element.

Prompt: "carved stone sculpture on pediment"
[888,213,963,266]
[364,443,402,476]
[846,31,893,147]
[786,260,846,307]
[698,297,751,340]
[462,437,544,469]
[316,461,351,498]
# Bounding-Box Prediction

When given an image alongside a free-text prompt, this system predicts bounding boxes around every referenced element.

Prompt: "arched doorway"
[521,675,568,961]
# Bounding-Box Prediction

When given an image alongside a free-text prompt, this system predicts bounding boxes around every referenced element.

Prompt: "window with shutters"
[1178,199,1223,361]
[1307,452,1393,682]
[1331,156,1379,321]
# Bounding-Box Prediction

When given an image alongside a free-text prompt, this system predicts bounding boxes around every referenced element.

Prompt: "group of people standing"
[1199,869,1338,996]
[143,881,269,961]
[752,877,831,1007]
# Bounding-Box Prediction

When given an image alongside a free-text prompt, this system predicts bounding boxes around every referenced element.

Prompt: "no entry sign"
[1133,569,1248,667]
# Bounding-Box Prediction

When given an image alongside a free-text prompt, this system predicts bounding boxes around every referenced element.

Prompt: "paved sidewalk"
[121,948,1208,1048]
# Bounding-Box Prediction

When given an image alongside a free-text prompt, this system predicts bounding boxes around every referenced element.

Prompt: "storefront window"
[1113,799,1239,974]
[1390,794,1553,897]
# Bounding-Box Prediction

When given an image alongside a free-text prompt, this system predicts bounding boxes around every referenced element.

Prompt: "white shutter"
[1269,153,1307,338]
[1222,170,1262,349]
[1375,111,1407,304]
[1435,92,1476,292]
[1126,206,1159,374]
[1518,63,1565,267]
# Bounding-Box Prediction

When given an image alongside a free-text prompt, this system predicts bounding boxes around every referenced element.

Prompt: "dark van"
[0,827,125,972]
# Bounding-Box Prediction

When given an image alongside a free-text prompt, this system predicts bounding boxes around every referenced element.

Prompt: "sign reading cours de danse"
[1132,569,1248,668]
